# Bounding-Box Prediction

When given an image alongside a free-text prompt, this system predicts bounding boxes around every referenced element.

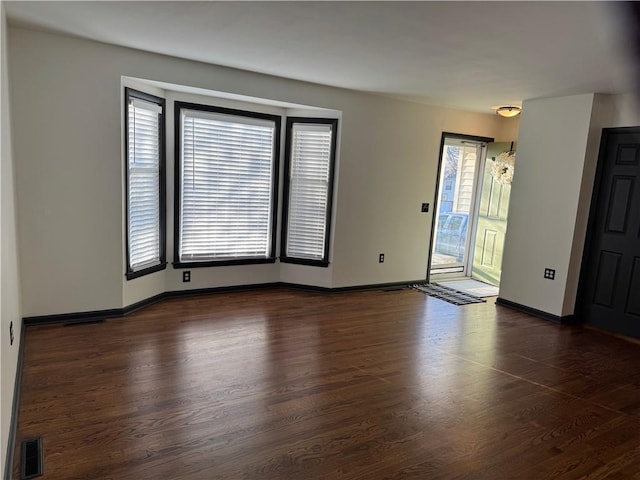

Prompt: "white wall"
[331,103,518,287]
[8,26,513,317]
[500,93,639,318]
[1,3,22,475]
[561,94,615,315]
[500,94,595,317]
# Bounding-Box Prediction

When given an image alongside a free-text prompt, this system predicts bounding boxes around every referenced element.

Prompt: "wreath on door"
[491,151,515,185]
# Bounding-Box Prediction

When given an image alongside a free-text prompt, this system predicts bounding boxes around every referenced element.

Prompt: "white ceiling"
[5,1,636,113]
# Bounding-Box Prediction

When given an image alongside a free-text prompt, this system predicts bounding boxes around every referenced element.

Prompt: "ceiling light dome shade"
[496,106,522,118]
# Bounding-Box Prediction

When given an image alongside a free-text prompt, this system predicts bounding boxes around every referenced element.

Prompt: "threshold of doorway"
[429,270,466,282]
[431,276,500,298]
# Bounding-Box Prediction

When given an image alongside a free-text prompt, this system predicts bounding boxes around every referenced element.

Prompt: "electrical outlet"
[421,203,429,213]
[379,253,385,263]
[183,271,191,283]
[544,268,555,280]
[10,321,14,346]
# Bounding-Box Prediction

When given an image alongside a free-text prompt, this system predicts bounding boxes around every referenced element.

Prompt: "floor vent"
[21,437,43,479]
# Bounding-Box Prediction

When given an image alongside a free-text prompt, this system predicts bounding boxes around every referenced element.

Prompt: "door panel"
[480,230,497,266]
[471,142,512,286]
[581,128,640,339]
[626,257,640,316]
[592,251,621,307]
[605,176,634,232]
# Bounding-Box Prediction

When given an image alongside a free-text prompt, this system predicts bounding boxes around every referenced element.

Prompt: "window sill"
[172,257,277,268]
[280,257,329,268]
[126,262,168,280]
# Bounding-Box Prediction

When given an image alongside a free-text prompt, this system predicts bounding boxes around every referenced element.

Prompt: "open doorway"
[428,133,514,297]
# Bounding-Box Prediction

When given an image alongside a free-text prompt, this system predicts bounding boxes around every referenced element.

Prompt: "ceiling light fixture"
[496,106,522,118]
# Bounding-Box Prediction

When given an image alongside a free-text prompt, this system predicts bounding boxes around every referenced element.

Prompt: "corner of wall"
[499,93,597,317]
[1,2,24,477]
[608,93,640,128]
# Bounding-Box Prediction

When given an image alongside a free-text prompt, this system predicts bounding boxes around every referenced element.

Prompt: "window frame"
[124,87,167,280]
[173,101,281,268]
[280,117,338,267]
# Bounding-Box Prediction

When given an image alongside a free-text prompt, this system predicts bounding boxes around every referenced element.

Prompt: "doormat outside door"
[409,283,486,306]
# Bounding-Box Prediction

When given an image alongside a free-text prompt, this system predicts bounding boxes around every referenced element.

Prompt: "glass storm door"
[429,138,484,277]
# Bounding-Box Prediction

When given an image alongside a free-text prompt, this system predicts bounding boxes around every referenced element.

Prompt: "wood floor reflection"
[13,288,640,479]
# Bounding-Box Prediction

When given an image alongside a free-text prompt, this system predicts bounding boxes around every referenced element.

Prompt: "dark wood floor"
[12,287,640,479]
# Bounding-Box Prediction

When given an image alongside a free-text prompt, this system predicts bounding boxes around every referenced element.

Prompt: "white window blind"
[127,97,162,272]
[179,109,276,262]
[285,122,334,261]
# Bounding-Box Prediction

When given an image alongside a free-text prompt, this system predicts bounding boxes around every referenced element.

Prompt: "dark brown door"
[581,127,640,338]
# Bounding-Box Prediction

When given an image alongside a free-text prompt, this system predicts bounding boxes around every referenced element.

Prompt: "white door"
[471,142,514,286]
